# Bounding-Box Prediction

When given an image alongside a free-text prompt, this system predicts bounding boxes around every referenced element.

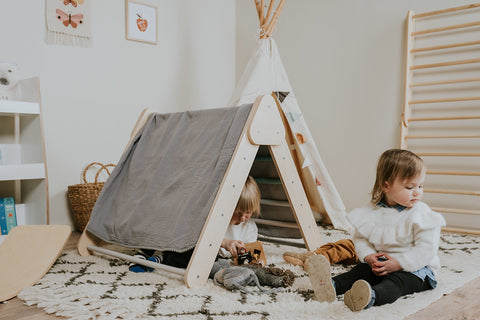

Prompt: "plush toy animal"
[210,259,285,294]
[242,264,295,287]
[213,266,280,294]
[0,62,20,100]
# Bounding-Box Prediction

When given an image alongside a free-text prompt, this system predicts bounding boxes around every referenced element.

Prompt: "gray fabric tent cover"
[87,104,253,252]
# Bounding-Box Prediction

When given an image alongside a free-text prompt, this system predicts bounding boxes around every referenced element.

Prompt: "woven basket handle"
[82,162,116,184]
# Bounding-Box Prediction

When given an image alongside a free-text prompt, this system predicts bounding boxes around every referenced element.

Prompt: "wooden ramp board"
[0,225,71,302]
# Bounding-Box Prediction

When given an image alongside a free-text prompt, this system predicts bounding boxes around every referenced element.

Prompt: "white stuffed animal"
[0,62,20,100]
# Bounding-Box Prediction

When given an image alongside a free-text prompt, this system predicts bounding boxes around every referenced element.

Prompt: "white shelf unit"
[0,77,49,226]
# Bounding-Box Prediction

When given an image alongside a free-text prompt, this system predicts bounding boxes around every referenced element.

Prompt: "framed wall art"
[125,0,158,44]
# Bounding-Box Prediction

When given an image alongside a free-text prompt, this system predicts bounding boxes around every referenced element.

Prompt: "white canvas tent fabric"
[230,37,352,232]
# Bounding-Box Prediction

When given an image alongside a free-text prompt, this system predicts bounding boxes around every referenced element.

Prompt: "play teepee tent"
[232,0,352,232]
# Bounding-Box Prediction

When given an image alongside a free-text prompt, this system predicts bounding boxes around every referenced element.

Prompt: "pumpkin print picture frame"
[126,0,157,44]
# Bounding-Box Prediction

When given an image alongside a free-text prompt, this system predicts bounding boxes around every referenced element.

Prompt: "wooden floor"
[0,232,479,320]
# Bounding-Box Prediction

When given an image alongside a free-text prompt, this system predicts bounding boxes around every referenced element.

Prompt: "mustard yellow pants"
[314,239,358,265]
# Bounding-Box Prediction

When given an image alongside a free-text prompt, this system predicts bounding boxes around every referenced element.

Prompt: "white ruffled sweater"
[348,201,446,273]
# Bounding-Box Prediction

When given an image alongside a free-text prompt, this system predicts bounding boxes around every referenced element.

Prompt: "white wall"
[1,0,235,227]
[236,0,478,222]
[2,0,477,230]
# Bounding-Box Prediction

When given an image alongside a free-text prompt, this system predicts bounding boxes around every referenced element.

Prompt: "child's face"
[383,167,426,208]
[231,210,253,225]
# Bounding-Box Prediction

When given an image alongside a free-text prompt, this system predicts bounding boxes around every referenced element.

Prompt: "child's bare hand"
[222,239,245,258]
[364,253,380,267]
[370,253,402,276]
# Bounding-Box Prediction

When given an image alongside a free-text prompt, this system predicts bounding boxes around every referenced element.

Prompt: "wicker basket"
[67,162,115,232]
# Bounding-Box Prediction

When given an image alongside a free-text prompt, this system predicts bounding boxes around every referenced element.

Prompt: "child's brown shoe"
[343,280,372,311]
[283,251,314,267]
[307,254,336,302]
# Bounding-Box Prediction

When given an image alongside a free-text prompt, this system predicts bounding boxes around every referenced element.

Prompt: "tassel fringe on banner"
[45,30,92,48]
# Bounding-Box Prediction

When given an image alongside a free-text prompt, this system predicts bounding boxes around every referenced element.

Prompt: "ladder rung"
[417,152,480,157]
[254,177,282,184]
[411,77,480,87]
[410,58,480,70]
[411,40,480,53]
[412,21,480,36]
[427,170,480,176]
[412,3,480,19]
[408,115,480,121]
[409,96,480,104]
[424,188,480,196]
[405,134,480,139]
[257,235,306,248]
[432,206,480,216]
[87,245,185,275]
[253,218,298,229]
[260,198,290,207]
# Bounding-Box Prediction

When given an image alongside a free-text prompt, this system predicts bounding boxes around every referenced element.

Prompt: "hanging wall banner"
[45,0,92,47]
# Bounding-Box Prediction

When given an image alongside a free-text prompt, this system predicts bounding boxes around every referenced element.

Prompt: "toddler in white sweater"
[308,149,446,311]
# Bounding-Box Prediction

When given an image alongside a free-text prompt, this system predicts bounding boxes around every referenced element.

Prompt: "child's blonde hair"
[235,176,261,218]
[371,149,424,205]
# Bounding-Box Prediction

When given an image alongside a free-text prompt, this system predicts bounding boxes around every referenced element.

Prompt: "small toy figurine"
[237,247,253,265]
[251,249,262,265]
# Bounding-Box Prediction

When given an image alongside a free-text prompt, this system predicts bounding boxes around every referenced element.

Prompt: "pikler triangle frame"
[77,94,323,288]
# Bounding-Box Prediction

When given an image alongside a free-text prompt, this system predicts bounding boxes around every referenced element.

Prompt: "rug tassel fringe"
[19,285,141,320]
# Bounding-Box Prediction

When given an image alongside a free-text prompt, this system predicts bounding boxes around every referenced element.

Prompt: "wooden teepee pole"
[264,0,275,27]
[255,0,286,39]
[260,0,265,25]
[255,0,262,23]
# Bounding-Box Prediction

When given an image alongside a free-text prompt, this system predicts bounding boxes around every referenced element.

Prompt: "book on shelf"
[0,206,6,235]
[0,197,17,235]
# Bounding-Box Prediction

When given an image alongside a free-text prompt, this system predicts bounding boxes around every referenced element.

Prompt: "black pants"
[141,248,194,269]
[333,263,433,306]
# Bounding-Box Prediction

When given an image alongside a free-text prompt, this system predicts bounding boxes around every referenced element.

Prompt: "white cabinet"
[0,77,48,226]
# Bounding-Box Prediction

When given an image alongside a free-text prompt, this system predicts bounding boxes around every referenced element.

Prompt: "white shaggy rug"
[18,228,480,320]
